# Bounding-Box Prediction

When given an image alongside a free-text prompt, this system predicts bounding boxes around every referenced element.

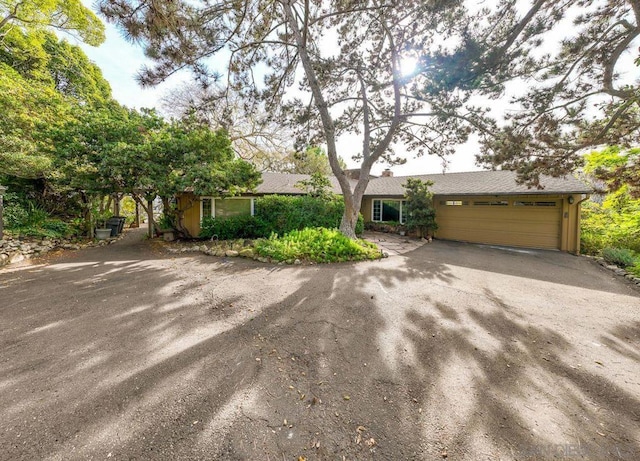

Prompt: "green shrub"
[200,215,266,240]
[581,192,640,255]
[255,195,346,234]
[404,178,437,237]
[601,247,637,268]
[254,227,381,263]
[198,195,364,240]
[628,262,640,277]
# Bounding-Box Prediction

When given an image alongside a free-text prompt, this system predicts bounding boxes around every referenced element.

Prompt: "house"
[177,170,591,253]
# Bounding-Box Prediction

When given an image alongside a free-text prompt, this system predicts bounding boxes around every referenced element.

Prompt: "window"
[473,200,508,206]
[201,198,213,218]
[372,199,406,223]
[440,200,468,206]
[201,197,254,220]
[215,198,253,218]
[513,201,557,207]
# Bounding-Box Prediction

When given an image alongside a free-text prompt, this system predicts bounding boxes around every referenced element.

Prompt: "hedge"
[199,195,364,239]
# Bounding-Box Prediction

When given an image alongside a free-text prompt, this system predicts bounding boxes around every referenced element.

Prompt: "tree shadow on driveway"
[0,235,639,460]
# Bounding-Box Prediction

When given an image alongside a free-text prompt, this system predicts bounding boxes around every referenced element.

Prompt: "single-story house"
[177,170,591,253]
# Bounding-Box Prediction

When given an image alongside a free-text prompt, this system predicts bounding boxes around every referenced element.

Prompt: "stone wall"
[0,236,117,268]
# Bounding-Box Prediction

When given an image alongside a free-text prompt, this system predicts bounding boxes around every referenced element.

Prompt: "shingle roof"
[255,170,591,196]
[364,170,592,196]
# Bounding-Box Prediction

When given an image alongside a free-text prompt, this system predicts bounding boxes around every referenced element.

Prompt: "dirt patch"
[1,230,639,460]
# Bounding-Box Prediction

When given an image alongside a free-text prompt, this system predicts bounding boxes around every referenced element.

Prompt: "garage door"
[435,197,562,250]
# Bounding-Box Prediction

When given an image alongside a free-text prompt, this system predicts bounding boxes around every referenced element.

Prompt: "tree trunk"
[339,193,361,239]
[134,201,140,227]
[147,197,154,238]
[113,193,121,216]
[0,190,4,240]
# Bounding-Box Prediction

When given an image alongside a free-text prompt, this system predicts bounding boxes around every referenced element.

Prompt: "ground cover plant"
[253,227,380,263]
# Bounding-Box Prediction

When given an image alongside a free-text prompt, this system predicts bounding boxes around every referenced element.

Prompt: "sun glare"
[400,56,418,76]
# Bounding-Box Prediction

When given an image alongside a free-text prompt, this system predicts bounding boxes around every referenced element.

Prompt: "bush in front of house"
[199,195,364,239]
[200,215,266,240]
[254,195,364,235]
[254,227,381,263]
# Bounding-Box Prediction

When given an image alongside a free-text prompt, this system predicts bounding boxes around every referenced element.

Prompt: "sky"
[74,2,483,177]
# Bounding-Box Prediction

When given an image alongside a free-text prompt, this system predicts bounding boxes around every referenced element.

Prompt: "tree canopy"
[0,0,105,46]
[1,4,260,238]
[98,0,477,237]
[455,0,640,185]
[97,0,640,238]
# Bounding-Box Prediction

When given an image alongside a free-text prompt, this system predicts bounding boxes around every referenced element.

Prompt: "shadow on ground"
[1,230,638,460]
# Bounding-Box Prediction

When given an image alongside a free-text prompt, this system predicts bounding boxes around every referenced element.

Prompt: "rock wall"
[0,236,117,268]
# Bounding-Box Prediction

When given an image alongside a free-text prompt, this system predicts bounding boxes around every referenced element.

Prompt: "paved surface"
[363,231,428,256]
[1,228,639,460]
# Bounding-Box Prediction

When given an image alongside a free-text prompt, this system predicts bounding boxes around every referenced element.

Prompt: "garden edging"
[0,234,124,269]
[584,255,640,286]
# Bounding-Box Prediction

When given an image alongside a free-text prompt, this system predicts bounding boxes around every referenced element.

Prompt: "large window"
[372,199,407,224]
[201,197,254,220]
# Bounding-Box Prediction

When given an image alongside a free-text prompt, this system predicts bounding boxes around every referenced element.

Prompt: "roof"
[364,170,592,196]
[256,173,347,195]
[255,170,591,196]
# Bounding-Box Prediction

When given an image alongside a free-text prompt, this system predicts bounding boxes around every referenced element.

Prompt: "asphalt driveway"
[1,229,639,460]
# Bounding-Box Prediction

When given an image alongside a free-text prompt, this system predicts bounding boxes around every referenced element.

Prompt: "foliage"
[404,178,437,238]
[284,147,339,176]
[584,146,640,197]
[97,0,477,238]
[580,147,640,255]
[199,215,265,240]
[601,248,637,269]
[160,82,293,170]
[466,1,640,186]
[199,195,364,240]
[0,62,70,179]
[254,195,363,237]
[254,228,381,263]
[580,192,640,255]
[295,172,333,199]
[628,262,640,277]
[120,196,137,224]
[3,196,75,238]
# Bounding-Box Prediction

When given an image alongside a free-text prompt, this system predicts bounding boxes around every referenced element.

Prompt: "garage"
[435,195,563,250]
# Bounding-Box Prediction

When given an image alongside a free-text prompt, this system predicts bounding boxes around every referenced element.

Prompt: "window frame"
[371,198,407,224]
[200,196,255,221]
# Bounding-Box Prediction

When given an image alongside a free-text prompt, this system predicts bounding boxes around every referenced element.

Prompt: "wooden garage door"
[435,197,562,250]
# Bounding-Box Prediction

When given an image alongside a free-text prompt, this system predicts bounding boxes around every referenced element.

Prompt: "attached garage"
[362,170,590,253]
[435,195,563,250]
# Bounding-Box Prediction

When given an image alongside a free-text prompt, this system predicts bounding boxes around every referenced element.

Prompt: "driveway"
[1,229,639,460]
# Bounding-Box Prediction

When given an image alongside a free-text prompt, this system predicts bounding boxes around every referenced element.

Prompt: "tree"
[52,107,261,237]
[0,62,72,179]
[584,146,639,197]
[404,178,437,238]
[0,0,105,46]
[161,83,294,171]
[295,172,333,199]
[98,0,476,238]
[432,0,640,187]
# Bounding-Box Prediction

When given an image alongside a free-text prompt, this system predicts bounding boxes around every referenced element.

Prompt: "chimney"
[381,168,393,177]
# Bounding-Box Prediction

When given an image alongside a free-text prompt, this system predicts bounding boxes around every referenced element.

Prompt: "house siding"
[433,194,583,252]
